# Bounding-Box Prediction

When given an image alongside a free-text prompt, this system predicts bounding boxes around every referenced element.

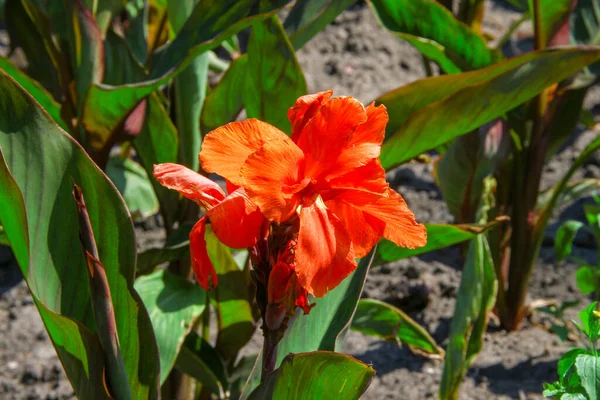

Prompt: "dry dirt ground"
[2,1,600,399]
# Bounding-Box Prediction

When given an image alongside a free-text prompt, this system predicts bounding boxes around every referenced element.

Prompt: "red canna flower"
[200,90,426,298]
[153,163,264,289]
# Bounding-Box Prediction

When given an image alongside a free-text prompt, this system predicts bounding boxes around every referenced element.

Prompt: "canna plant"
[365,0,600,397]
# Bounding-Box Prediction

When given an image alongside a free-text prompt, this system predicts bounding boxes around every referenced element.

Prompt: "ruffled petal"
[295,96,368,180]
[295,197,356,297]
[200,119,289,185]
[288,90,333,141]
[326,200,384,258]
[336,189,427,249]
[190,217,219,290]
[241,137,305,222]
[326,158,388,196]
[324,103,388,180]
[153,163,225,207]
[206,188,265,249]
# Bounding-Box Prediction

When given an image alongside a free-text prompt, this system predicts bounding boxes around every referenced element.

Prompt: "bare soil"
[2,1,600,399]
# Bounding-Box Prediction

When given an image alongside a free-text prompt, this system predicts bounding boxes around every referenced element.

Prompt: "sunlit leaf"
[135,270,206,384]
[351,298,443,358]
[576,354,600,399]
[368,0,502,71]
[379,47,600,169]
[248,352,374,400]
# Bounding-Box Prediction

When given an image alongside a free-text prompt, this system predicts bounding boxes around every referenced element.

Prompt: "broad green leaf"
[201,55,247,133]
[244,16,307,133]
[576,266,597,295]
[284,0,357,50]
[534,136,600,253]
[105,156,160,220]
[169,0,209,171]
[401,36,462,74]
[205,226,255,361]
[122,0,149,65]
[135,270,206,384]
[368,0,502,72]
[379,47,600,169]
[83,0,290,142]
[374,219,508,265]
[559,348,589,383]
[96,0,125,35]
[175,332,227,397]
[576,354,600,399]
[240,251,375,398]
[0,71,160,399]
[555,220,585,261]
[0,57,65,130]
[248,352,374,400]
[137,241,189,276]
[571,0,600,84]
[576,302,600,340]
[439,235,497,400]
[351,298,443,358]
[537,179,600,211]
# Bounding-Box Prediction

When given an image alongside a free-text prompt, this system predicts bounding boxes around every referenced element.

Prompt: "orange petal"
[153,163,225,207]
[296,96,368,180]
[190,217,219,290]
[326,158,388,195]
[268,261,293,304]
[349,103,387,147]
[295,197,356,297]
[338,189,427,249]
[241,138,305,222]
[206,188,265,249]
[326,200,384,258]
[200,119,289,185]
[323,103,389,180]
[288,90,333,141]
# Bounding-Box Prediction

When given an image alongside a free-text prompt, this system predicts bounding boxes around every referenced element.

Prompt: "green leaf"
[555,220,586,261]
[576,354,600,399]
[248,352,374,400]
[0,71,160,398]
[439,235,497,399]
[378,47,600,170]
[0,57,66,130]
[559,348,589,383]
[576,266,597,295]
[351,298,443,358]
[537,178,600,212]
[135,270,206,384]
[175,332,227,397]
[205,226,255,361]
[374,219,508,265]
[105,156,160,220]
[201,55,248,133]
[400,36,462,74]
[244,15,307,134]
[240,251,375,398]
[284,0,357,50]
[368,0,502,72]
[534,136,600,253]
[168,0,209,171]
[83,0,291,142]
[577,302,600,340]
